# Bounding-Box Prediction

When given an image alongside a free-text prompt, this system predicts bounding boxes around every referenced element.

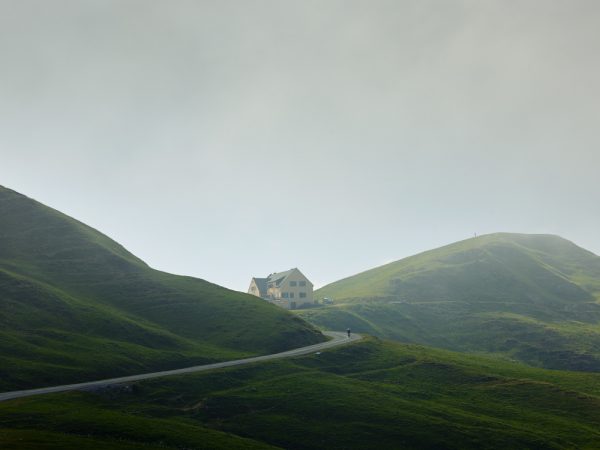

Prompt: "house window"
[299,292,306,298]
[299,281,306,287]
[290,281,297,287]
[290,293,295,298]
[282,292,289,298]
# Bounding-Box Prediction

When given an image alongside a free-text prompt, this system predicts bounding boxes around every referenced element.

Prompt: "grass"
[0,185,325,391]
[2,337,600,449]
[317,233,600,303]
[300,233,600,371]
[298,301,600,371]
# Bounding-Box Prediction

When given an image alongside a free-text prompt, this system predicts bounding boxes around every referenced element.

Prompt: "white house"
[248,268,314,309]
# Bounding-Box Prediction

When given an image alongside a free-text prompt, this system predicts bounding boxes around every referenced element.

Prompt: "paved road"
[0,331,361,402]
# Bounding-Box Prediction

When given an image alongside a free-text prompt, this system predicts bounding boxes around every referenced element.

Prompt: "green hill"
[2,337,600,449]
[0,185,324,391]
[299,233,600,371]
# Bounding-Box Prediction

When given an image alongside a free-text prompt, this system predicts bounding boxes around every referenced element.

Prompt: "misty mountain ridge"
[319,233,600,305]
[300,233,600,371]
[3,189,600,448]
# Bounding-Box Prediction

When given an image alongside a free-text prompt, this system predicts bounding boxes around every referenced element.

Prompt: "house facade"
[248,268,314,309]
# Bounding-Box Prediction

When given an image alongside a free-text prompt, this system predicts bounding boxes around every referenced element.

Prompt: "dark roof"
[267,269,295,286]
[250,268,312,296]
[252,278,268,296]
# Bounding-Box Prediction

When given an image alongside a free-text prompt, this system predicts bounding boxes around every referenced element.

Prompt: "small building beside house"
[248,268,314,309]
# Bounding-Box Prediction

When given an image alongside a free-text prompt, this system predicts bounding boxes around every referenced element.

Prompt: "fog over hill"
[300,233,600,371]
[1,2,599,449]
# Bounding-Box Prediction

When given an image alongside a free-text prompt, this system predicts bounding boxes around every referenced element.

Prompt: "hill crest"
[317,232,600,302]
[300,232,600,372]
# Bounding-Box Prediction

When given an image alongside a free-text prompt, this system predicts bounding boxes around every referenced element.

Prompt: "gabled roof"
[250,268,313,294]
[252,277,268,296]
[267,269,296,286]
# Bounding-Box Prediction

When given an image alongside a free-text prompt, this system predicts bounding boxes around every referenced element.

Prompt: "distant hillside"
[299,233,600,371]
[0,186,324,390]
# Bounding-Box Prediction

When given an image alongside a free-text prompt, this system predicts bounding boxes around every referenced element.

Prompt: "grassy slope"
[2,338,600,449]
[0,186,324,391]
[299,233,600,371]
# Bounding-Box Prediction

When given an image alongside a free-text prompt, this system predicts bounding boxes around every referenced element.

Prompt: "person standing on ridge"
[347,328,351,338]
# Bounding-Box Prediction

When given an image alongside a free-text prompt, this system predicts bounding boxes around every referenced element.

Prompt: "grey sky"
[1,0,599,290]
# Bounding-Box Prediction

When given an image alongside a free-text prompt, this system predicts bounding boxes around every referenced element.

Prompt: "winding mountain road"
[0,331,361,402]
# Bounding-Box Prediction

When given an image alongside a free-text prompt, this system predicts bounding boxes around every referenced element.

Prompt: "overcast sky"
[1,0,599,291]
